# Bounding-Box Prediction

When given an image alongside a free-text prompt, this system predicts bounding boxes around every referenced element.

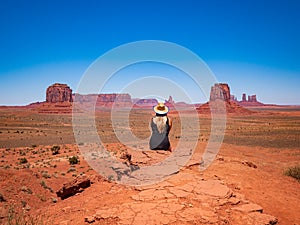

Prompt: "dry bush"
[285,165,300,182]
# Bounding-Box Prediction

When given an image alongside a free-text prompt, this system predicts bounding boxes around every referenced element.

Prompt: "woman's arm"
[168,117,172,130]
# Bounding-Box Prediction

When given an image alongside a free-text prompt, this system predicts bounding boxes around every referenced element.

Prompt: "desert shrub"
[69,156,79,165]
[7,205,47,225]
[51,145,60,155]
[19,150,26,156]
[19,157,28,164]
[32,144,37,148]
[40,180,53,192]
[40,180,47,189]
[285,165,300,182]
[21,186,33,194]
[41,171,51,179]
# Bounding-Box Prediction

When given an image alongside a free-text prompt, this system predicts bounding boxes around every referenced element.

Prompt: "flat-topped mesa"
[97,93,132,103]
[46,83,73,103]
[210,83,231,102]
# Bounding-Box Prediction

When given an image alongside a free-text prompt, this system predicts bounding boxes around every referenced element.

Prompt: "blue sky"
[0,0,299,105]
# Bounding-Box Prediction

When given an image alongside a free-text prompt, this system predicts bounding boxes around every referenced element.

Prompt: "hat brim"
[153,105,169,114]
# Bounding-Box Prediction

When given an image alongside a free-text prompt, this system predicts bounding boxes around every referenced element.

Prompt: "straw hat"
[153,102,169,114]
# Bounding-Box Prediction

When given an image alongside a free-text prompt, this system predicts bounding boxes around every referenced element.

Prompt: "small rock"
[232,203,263,213]
[228,197,240,205]
[242,161,257,168]
[249,212,278,224]
[0,193,5,202]
[62,206,72,212]
[56,176,91,199]
[24,205,31,211]
[84,216,95,223]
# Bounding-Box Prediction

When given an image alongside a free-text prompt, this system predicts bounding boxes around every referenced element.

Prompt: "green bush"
[69,156,79,165]
[19,157,28,164]
[285,165,300,182]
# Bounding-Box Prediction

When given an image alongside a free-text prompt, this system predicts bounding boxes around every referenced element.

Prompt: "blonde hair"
[153,116,167,133]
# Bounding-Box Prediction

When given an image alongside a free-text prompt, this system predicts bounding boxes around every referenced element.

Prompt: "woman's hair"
[153,115,168,133]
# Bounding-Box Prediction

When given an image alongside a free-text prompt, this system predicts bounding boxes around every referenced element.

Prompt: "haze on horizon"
[0,0,299,106]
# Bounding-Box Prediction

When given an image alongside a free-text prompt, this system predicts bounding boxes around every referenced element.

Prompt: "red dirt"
[0,106,299,224]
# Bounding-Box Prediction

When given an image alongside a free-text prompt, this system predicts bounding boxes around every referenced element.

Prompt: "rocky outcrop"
[197,100,253,114]
[84,173,278,225]
[248,95,257,102]
[56,176,91,199]
[198,83,253,114]
[238,93,264,107]
[97,94,131,103]
[242,93,247,102]
[74,94,132,108]
[133,98,158,108]
[210,83,231,101]
[34,83,73,113]
[46,83,73,103]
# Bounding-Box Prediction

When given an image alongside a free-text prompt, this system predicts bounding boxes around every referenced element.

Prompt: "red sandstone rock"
[46,83,73,103]
[97,93,131,103]
[56,176,91,199]
[197,100,253,114]
[249,212,278,225]
[232,203,263,213]
[210,83,231,101]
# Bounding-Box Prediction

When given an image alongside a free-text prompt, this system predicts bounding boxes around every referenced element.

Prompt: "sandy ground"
[0,107,299,224]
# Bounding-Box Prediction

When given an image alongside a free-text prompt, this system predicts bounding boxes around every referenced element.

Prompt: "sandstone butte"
[30,82,266,114]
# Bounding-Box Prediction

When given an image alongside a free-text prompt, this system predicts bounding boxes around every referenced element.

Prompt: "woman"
[149,102,172,151]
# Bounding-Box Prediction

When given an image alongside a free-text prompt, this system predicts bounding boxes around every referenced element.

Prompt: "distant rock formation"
[96,93,132,108]
[133,98,158,107]
[34,83,73,113]
[210,83,231,101]
[46,83,73,103]
[198,83,253,114]
[242,93,247,102]
[238,93,264,107]
[248,94,257,102]
[97,93,131,103]
[74,93,132,103]
[165,96,175,105]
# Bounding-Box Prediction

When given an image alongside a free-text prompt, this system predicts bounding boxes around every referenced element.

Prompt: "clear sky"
[0,0,299,105]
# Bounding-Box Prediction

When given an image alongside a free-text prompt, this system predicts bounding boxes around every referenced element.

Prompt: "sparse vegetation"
[108,175,115,181]
[21,186,33,194]
[285,165,300,182]
[7,205,46,225]
[69,156,79,165]
[40,180,53,192]
[19,157,28,164]
[41,171,51,179]
[51,145,60,155]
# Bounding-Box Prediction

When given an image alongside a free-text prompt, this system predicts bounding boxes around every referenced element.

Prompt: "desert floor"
[0,106,299,224]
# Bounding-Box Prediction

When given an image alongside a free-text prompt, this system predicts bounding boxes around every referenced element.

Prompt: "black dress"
[149,117,170,150]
